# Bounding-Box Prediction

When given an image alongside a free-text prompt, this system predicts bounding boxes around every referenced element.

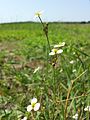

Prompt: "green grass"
[0,22,90,120]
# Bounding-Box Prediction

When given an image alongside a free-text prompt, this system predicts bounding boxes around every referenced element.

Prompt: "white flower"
[49,48,63,56]
[72,69,76,73]
[70,60,74,64]
[21,116,27,120]
[72,113,78,120]
[84,106,90,112]
[35,11,43,18]
[33,66,41,74]
[54,42,65,48]
[27,98,40,112]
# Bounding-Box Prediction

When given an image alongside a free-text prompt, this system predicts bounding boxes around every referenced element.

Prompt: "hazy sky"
[0,0,90,23]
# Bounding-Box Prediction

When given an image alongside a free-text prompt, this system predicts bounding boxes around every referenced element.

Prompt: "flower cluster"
[49,42,65,56]
[49,42,65,67]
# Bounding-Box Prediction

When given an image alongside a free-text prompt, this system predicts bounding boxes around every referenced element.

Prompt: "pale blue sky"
[0,0,90,23]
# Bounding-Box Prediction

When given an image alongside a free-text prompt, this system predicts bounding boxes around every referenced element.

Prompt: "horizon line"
[0,20,90,24]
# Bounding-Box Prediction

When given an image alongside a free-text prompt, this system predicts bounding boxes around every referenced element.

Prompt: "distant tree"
[80,21,86,24]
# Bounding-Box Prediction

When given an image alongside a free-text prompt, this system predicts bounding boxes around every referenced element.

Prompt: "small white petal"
[72,113,78,120]
[60,69,63,73]
[84,106,90,112]
[21,116,27,120]
[54,42,65,48]
[84,107,88,111]
[54,45,59,48]
[87,106,90,111]
[34,103,40,111]
[31,98,37,105]
[57,49,63,54]
[62,42,65,46]
[70,60,74,64]
[49,52,55,56]
[27,105,32,112]
[72,69,76,73]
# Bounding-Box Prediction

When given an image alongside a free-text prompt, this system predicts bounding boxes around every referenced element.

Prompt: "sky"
[0,0,90,23]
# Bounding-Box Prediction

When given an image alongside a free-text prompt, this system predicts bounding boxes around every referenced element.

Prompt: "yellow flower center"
[35,12,41,16]
[32,103,36,108]
[53,49,58,53]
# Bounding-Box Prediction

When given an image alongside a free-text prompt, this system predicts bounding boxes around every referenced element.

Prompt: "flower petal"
[62,42,65,46]
[34,103,40,111]
[72,113,78,120]
[54,42,65,48]
[54,44,60,48]
[31,98,37,105]
[57,49,63,54]
[21,117,27,120]
[27,105,32,112]
[72,69,76,73]
[70,60,74,64]
[84,106,90,111]
[49,52,55,56]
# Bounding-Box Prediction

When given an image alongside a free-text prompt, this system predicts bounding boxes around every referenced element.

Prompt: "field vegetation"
[0,19,90,120]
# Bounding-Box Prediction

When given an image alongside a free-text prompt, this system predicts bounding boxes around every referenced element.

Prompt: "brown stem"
[64,80,74,120]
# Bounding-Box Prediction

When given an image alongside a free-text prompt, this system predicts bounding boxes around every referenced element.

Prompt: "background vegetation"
[0,22,90,120]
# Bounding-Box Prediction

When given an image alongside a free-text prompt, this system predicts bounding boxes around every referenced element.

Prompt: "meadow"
[0,21,90,120]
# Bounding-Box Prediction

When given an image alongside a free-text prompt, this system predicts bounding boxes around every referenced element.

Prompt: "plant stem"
[38,16,51,51]
[64,80,73,120]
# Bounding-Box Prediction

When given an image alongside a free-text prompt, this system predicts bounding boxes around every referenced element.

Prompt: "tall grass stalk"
[64,70,87,119]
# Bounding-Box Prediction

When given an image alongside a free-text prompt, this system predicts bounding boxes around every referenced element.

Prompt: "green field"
[0,22,90,120]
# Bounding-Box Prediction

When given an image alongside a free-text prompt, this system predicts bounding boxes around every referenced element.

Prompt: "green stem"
[52,67,56,120]
[38,16,51,51]
[38,16,44,28]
